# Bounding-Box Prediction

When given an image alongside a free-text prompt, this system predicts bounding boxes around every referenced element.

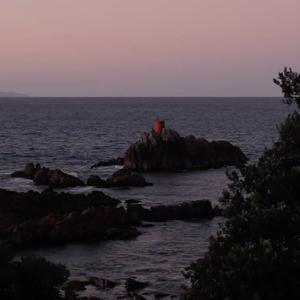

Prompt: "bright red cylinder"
[154,120,165,134]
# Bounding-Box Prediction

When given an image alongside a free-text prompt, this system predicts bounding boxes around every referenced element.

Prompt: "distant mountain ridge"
[0,92,29,97]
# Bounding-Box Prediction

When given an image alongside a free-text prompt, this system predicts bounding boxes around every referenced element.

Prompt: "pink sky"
[0,0,299,96]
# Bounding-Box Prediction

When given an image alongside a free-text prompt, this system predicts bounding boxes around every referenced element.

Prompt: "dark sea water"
[0,97,291,298]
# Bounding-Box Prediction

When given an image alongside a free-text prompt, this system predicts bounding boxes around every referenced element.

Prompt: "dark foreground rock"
[87,169,153,188]
[0,188,219,248]
[127,200,217,222]
[11,163,85,188]
[123,129,247,171]
[0,188,140,248]
[126,278,149,291]
[87,175,107,187]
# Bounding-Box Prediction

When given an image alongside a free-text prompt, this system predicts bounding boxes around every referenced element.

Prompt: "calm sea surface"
[0,97,291,298]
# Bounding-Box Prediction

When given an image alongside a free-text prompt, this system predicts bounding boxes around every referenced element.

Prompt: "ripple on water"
[1,98,291,297]
[19,218,222,298]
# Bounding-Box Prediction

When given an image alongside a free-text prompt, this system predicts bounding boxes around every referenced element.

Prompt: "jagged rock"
[123,129,247,171]
[0,188,120,225]
[11,163,40,179]
[87,170,153,188]
[5,207,140,247]
[124,129,185,171]
[184,136,247,169]
[11,163,84,188]
[35,168,85,188]
[0,187,218,248]
[0,188,142,248]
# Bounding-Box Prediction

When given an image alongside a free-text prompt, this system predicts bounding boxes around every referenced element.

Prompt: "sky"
[0,0,300,97]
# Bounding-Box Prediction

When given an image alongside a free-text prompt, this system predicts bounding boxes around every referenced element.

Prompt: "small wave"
[62,186,101,194]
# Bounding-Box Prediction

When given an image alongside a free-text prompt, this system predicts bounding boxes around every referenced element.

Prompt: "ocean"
[0,97,291,298]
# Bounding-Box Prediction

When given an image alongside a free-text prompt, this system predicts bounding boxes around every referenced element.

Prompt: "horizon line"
[0,96,282,99]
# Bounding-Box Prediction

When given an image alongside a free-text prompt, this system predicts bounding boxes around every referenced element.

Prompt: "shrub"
[13,256,69,300]
[0,242,76,300]
[185,68,300,300]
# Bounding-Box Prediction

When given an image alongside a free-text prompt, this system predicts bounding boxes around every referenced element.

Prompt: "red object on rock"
[154,120,165,134]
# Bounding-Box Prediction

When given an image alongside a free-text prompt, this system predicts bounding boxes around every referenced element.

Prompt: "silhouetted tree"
[185,68,300,300]
[0,242,76,300]
[273,67,300,106]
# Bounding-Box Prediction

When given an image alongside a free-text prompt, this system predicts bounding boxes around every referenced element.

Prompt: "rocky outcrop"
[127,200,217,222]
[11,163,85,188]
[11,162,38,179]
[123,129,247,171]
[0,188,139,248]
[34,168,84,188]
[0,188,219,248]
[107,169,152,187]
[5,206,140,247]
[87,169,153,188]
[184,135,247,170]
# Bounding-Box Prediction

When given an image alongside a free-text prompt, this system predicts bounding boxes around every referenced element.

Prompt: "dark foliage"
[0,242,76,300]
[273,67,300,106]
[13,256,69,300]
[185,68,300,300]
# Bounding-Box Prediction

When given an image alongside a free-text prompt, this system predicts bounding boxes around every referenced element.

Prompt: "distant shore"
[0,92,29,97]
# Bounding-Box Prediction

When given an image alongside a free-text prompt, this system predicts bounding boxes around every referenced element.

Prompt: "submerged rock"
[123,128,247,171]
[11,163,84,188]
[91,157,124,168]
